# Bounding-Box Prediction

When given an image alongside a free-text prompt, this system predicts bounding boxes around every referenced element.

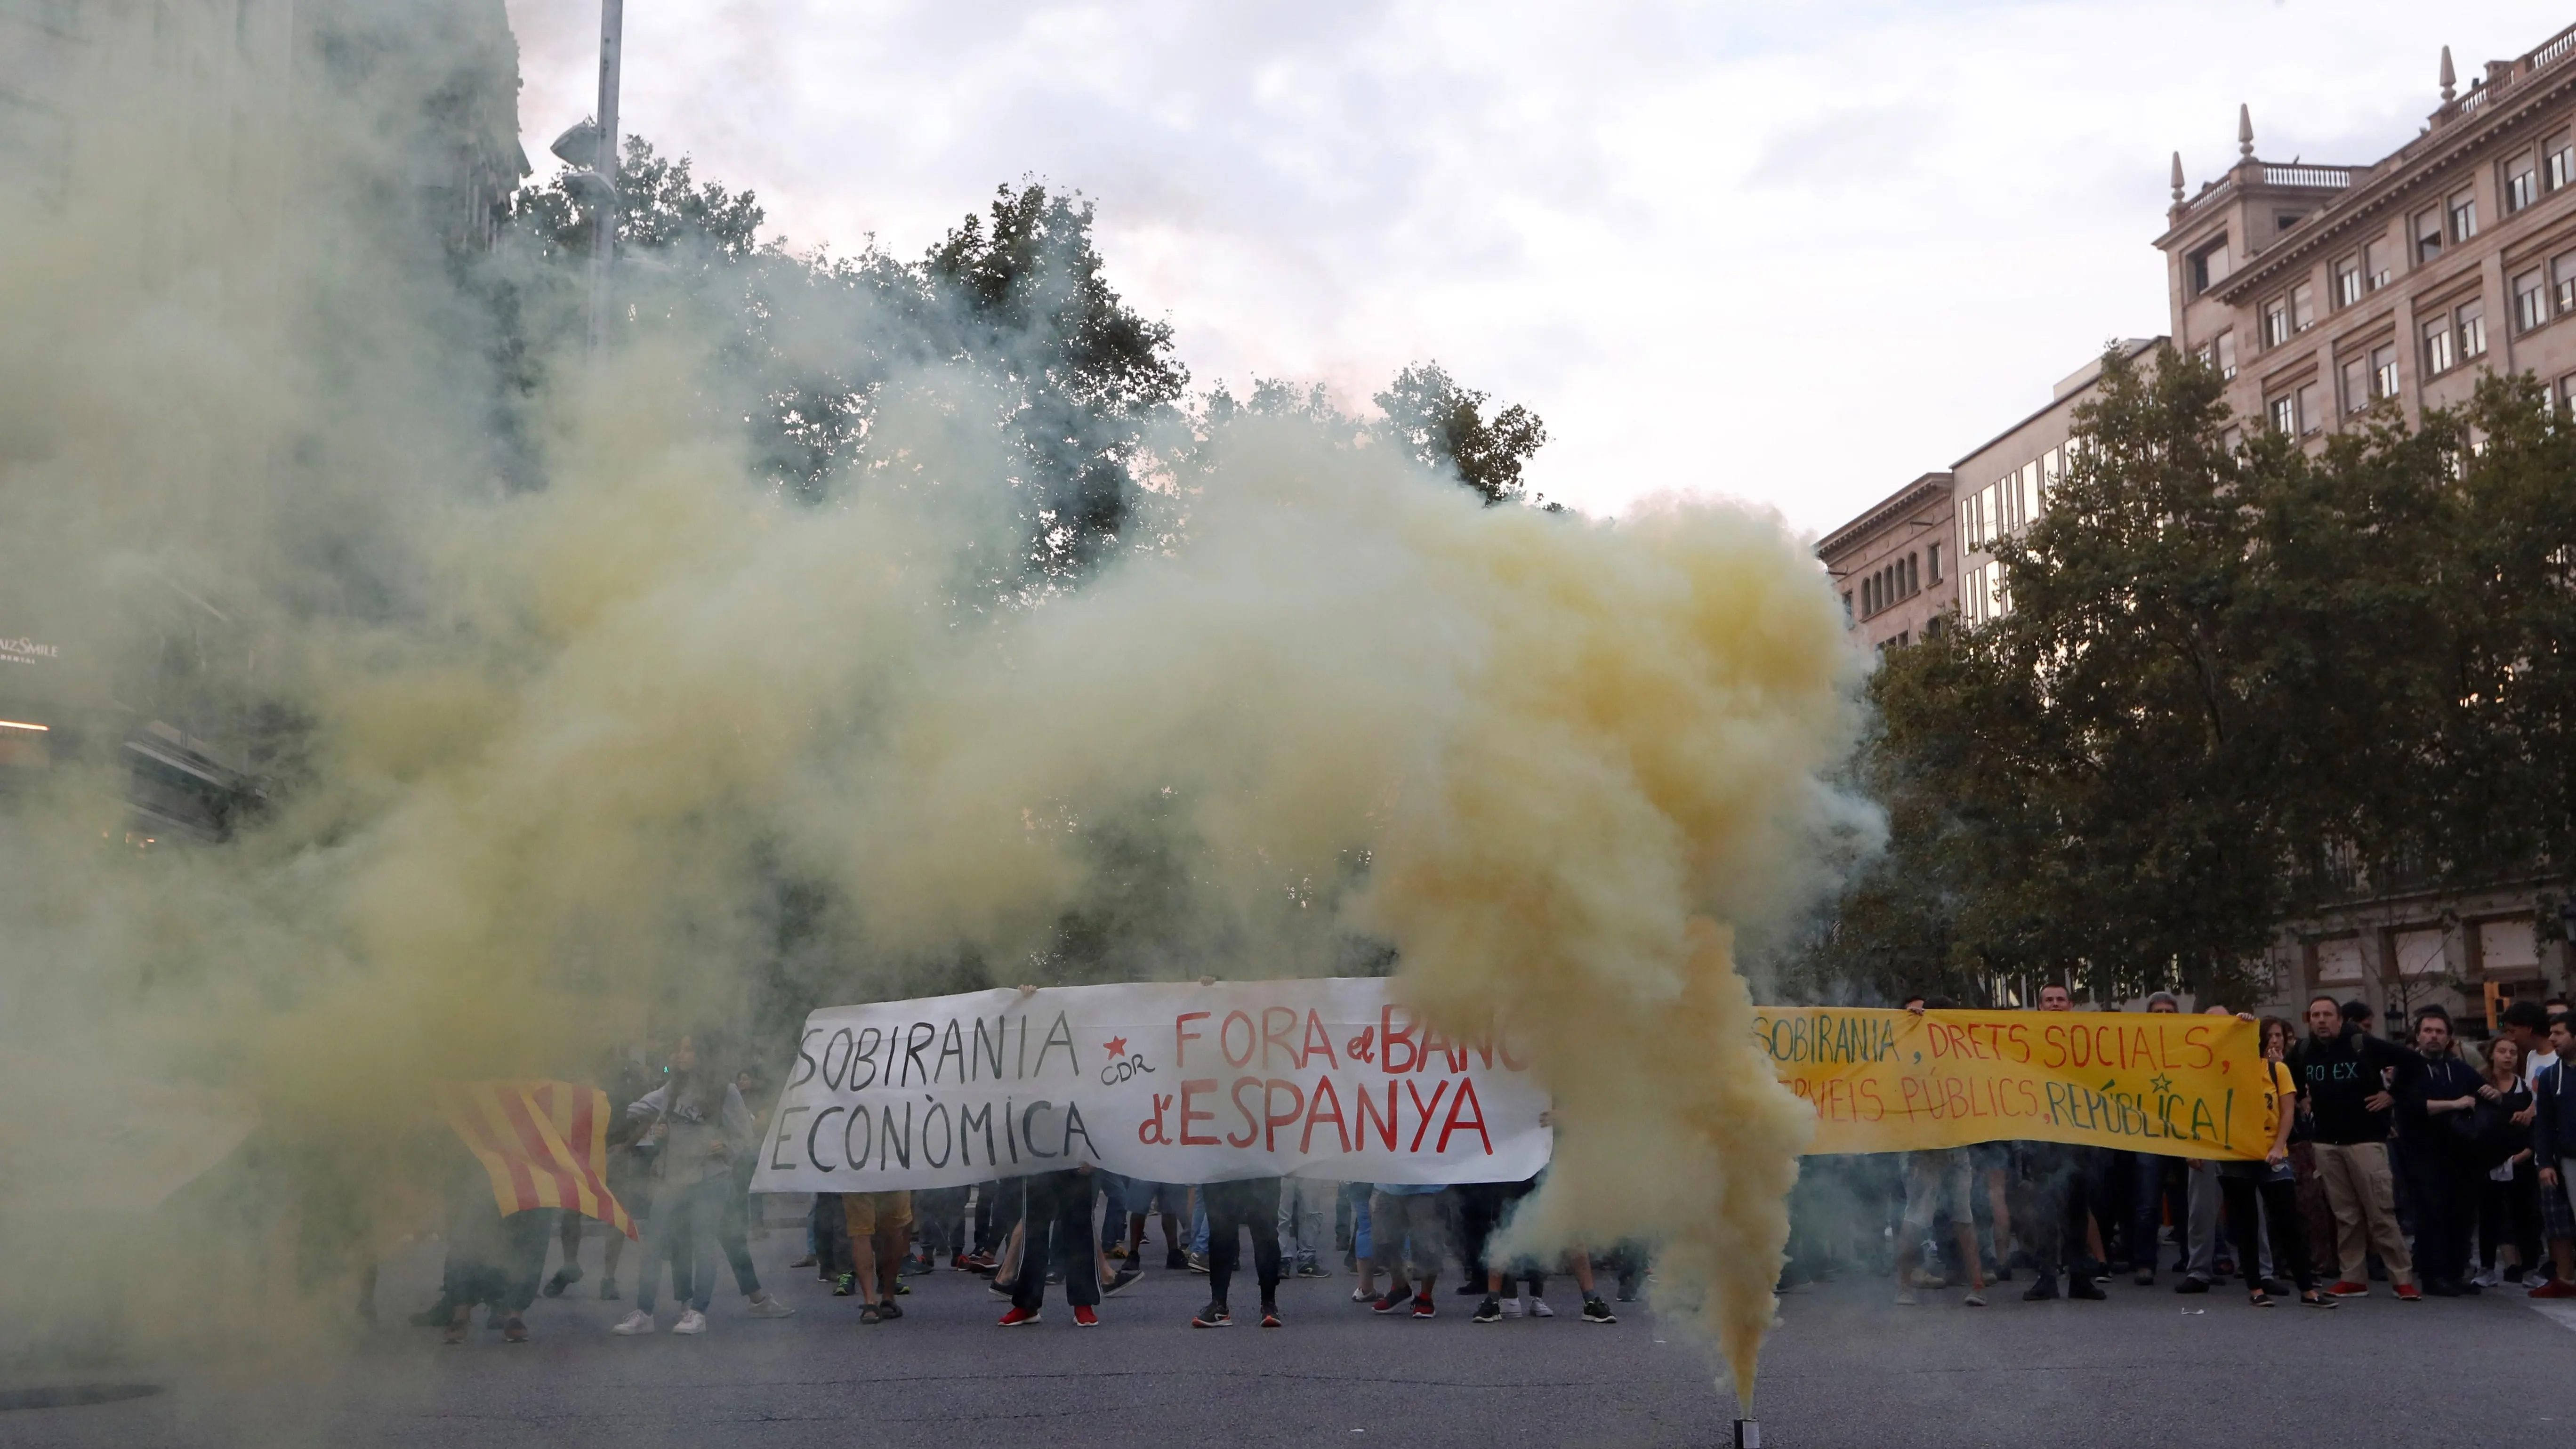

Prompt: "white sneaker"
[611,1310,655,1336]
[2471,1267,2502,1289]
[1498,1295,1522,1318]
[744,1295,795,1318]
[672,1309,708,1336]
[1526,1296,1553,1318]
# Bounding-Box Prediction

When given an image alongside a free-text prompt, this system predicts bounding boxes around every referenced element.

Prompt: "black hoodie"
[2290,1028,2423,1146]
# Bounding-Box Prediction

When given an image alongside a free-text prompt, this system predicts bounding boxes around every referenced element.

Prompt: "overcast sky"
[507,1,2574,534]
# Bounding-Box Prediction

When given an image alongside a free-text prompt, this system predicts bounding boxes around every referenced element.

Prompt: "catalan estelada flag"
[437,1080,639,1239]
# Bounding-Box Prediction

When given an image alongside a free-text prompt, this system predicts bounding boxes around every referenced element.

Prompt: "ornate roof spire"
[2238,104,2254,160]
[2441,45,2456,103]
[2170,151,2185,204]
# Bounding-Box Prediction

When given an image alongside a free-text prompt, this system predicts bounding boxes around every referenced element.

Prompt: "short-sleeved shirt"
[2528,1049,2560,1094]
[2255,1058,2295,1150]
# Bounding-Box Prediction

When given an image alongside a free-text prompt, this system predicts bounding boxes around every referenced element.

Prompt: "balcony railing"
[2263,165,2355,188]
[2431,22,2576,132]
[2533,22,2576,73]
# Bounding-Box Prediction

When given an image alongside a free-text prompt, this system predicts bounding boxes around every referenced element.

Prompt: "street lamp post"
[588,0,623,352]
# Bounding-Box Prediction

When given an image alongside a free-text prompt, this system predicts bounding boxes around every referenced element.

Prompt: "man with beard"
[2291,996,2423,1301]
[2398,1007,2486,1296]
[2021,983,2106,1302]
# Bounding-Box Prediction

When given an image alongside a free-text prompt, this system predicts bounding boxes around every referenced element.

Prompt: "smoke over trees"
[458,141,1565,1044]
[1375,361,1551,506]
[1795,346,2576,1009]
[491,143,1546,563]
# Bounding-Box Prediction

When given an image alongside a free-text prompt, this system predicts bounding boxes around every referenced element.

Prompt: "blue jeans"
[637,1178,725,1314]
[2128,1152,2182,1272]
[1340,1181,1373,1260]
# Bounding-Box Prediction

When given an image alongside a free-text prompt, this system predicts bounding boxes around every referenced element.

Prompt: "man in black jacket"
[2290,995,2423,1300]
[2531,1014,2576,1299]
[2021,983,2108,1302]
[2396,1007,2485,1296]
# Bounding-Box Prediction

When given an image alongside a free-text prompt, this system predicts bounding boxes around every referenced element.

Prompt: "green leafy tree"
[914,183,1189,574]
[1804,347,2576,1008]
[1373,361,1548,505]
[486,154,1189,572]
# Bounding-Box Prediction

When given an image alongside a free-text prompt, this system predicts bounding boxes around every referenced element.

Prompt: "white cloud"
[508,0,2574,532]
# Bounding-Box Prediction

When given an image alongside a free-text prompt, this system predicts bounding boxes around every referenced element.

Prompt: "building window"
[2261,298,2290,347]
[2555,251,2576,316]
[2560,374,2576,414]
[2424,314,2456,375]
[2450,191,2479,242]
[2553,133,2576,191]
[2291,282,2315,332]
[2221,426,2243,455]
[2509,153,2539,213]
[2364,238,2391,290]
[2416,210,2445,264]
[1842,591,1853,624]
[1927,542,1941,583]
[2296,380,2322,435]
[2517,268,2548,331]
[1906,552,1918,596]
[2342,355,2371,415]
[2371,343,2399,400]
[2190,236,2232,294]
[2269,395,2296,434]
[2334,255,2363,307]
[2042,445,2062,486]
[2214,330,2237,379]
[2458,300,2487,360]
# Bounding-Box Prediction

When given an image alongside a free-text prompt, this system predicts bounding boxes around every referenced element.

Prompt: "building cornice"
[1816,472,1952,561]
[2175,42,2576,301]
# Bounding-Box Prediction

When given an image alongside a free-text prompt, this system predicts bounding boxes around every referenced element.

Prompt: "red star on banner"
[1103,1036,1129,1058]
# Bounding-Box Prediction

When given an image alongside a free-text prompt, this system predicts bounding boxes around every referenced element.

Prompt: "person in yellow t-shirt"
[2217,1017,2335,1308]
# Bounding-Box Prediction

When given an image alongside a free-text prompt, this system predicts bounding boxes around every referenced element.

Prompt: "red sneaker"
[1411,1295,1436,1319]
[997,1306,1041,1327]
[1071,1305,1099,1327]
[2393,1283,2422,1302]
[2326,1281,2369,1297]
[2530,1279,2576,1298]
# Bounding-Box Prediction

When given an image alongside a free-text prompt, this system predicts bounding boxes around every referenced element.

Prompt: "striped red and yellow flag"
[437,1080,639,1239]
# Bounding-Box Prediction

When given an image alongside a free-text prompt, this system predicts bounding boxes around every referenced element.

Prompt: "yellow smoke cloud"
[0,9,1861,1402]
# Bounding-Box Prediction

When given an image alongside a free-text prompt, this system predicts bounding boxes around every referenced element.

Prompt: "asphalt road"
[7,1224,2572,1449]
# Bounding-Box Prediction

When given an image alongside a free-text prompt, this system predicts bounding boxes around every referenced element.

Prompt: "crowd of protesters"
[1785,990,2576,1313]
[410,989,2576,1344]
[413,1027,1624,1343]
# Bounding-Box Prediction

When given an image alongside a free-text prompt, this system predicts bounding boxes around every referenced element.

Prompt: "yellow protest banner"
[1753,1007,2270,1160]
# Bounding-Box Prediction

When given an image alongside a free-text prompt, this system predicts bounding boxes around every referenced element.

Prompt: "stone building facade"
[1818,23,2576,1021]
[1816,472,1956,655]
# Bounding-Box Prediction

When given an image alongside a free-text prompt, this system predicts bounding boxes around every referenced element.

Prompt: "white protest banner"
[753,978,1551,1192]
